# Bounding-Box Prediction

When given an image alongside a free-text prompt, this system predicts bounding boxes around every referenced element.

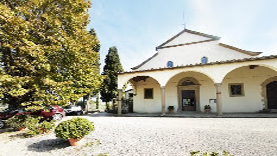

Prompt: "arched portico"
[118,58,277,115]
[222,65,277,112]
[118,76,164,114]
[165,71,215,113]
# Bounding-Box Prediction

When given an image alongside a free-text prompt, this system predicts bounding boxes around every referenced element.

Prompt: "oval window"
[167,61,173,67]
[201,57,208,64]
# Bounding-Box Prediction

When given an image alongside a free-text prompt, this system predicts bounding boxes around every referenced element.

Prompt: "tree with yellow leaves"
[0,0,102,110]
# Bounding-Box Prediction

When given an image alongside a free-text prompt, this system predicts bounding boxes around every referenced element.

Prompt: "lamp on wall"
[249,65,258,69]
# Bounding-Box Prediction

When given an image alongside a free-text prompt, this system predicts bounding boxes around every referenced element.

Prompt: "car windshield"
[64,106,72,109]
[1,108,11,112]
[17,108,27,113]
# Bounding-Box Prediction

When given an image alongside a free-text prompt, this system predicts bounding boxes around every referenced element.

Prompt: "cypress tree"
[100,46,123,110]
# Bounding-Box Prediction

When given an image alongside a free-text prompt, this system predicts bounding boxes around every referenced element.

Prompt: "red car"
[39,105,66,121]
[0,105,65,129]
[0,108,20,129]
[16,105,66,121]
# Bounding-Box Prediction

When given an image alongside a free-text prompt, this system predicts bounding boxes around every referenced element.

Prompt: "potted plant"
[6,114,39,130]
[55,117,95,146]
[204,105,211,113]
[27,120,55,136]
[38,120,55,133]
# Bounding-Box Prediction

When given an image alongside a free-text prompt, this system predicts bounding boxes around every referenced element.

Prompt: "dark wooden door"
[181,90,196,111]
[267,81,277,109]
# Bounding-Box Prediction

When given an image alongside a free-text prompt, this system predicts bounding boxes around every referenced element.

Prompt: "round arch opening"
[222,65,277,112]
[165,71,215,112]
[121,75,161,113]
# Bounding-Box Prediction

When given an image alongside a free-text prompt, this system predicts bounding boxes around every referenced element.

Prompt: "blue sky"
[88,0,277,71]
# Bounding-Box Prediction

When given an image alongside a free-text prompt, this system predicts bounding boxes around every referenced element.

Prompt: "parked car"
[63,105,83,115]
[0,108,19,120]
[0,120,4,129]
[0,108,20,129]
[38,105,66,121]
[0,105,65,129]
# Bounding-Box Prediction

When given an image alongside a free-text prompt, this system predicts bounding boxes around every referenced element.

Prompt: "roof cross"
[182,11,186,30]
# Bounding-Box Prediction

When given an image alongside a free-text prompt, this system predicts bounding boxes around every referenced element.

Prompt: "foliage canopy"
[0,0,102,109]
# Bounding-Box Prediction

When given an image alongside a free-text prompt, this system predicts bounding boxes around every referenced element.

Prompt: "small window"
[201,57,208,64]
[144,88,153,99]
[167,61,173,67]
[229,83,244,97]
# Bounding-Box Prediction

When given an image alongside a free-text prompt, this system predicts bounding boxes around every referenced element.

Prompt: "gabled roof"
[122,55,277,75]
[132,29,219,70]
[156,29,220,50]
[131,29,263,70]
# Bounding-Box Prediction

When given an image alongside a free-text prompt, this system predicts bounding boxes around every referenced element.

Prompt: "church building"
[117,29,277,115]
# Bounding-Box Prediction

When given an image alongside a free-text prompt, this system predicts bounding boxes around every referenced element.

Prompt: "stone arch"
[119,74,161,89]
[221,64,277,83]
[165,70,215,86]
[121,75,162,113]
[165,71,215,113]
[222,65,277,112]
[120,75,161,95]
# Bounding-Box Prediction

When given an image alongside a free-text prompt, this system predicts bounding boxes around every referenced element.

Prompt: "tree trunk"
[85,94,90,114]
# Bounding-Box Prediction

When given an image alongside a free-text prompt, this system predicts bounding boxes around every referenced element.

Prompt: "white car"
[63,105,83,115]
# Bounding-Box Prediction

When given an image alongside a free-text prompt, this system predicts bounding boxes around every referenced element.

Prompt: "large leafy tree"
[82,28,100,112]
[0,0,102,109]
[100,46,123,107]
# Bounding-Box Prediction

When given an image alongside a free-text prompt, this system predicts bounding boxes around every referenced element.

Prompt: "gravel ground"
[1,115,277,156]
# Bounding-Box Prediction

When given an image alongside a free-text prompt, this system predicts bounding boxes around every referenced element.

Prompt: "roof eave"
[156,29,220,49]
[219,43,262,56]
[119,55,277,75]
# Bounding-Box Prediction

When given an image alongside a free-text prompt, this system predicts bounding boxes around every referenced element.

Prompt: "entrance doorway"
[177,77,200,112]
[266,81,277,109]
[181,90,196,111]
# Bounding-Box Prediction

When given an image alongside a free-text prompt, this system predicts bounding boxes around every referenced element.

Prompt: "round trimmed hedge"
[55,117,94,140]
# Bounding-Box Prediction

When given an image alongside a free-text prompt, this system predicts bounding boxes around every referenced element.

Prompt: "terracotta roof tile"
[131,53,158,70]
[219,43,262,56]
[156,29,220,49]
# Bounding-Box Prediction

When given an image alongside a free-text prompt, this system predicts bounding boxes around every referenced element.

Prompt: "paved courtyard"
[87,116,277,156]
[1,115,277,156]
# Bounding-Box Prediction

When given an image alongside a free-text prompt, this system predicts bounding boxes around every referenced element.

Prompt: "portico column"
[161,86,166,115]
[117,89,122,115]
[215,83,223,116]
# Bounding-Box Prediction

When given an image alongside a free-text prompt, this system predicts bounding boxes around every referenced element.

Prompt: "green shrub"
[55,117,94,140]
[190,151,234,156]
[6,114,39,130]
[27,120,55,136]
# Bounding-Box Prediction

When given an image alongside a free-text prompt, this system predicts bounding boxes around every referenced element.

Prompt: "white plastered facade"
[117,29,277,115]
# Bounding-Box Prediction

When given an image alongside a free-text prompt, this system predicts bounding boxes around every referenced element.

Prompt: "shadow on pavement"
[28,138,69,152]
